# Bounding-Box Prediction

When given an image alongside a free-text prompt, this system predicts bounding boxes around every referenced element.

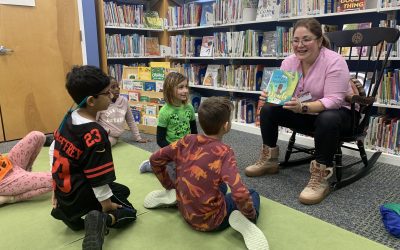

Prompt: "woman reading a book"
[246,18,355,205]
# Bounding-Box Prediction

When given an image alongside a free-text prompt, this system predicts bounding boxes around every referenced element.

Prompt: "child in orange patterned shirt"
[146,96,268,250]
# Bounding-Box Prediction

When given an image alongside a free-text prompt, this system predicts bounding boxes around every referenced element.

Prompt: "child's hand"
[100,199,122,212]
[137,138,151,143]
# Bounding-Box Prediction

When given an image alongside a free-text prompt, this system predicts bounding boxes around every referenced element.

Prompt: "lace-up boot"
[245,145,279,177]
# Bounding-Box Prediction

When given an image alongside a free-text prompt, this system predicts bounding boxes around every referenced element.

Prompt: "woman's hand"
[283,97,302,113]
[259,90,268,101]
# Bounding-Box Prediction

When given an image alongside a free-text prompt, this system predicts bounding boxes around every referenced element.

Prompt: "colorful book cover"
[128,90,141,102]
[144,11,163,29]
[144,81,156,91]
[138,67,152,81]
[200,2,214,26]
[261,67,279,91]
[265,69,301,105]
[144,37,160,56]
[149,62,170,68]
[151,67,165,80]
[145,105,157,115]
[200,36,214,57]
[130,107,141,123]
[338,0,365,12]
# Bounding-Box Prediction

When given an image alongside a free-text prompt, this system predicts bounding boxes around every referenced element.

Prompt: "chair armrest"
[348,95,375,105]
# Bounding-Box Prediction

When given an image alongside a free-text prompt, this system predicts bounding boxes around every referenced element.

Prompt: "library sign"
[339,0,365,12]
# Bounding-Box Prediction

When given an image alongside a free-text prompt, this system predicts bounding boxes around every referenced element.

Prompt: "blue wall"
[82,0,100,67]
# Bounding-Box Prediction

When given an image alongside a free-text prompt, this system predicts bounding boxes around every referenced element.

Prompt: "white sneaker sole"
[229,210,269,250]
[143,189,177,208]
[139,160,152,173]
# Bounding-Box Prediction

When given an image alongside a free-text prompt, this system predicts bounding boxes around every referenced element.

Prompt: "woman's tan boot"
[245,145,279,177]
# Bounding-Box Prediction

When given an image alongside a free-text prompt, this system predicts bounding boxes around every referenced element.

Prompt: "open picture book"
[265,69,302,105]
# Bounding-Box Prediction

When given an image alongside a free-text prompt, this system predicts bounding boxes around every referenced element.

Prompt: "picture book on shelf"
[144,82,156,91]
[144,37,160,56]
[130,107,141,123]
[151,67,165,81]
[202,65,220,87]
[138,67,152,80]
[256,0,278,20]
[150,62,170,68]
[265,69,302,105]
[128,90,141,102]
[144,11,163,29]
[200,1,214,26]
[338,0,365,12]
[200,36,214,57]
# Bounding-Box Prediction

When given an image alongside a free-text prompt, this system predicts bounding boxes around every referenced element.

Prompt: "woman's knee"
[315,110,341,129]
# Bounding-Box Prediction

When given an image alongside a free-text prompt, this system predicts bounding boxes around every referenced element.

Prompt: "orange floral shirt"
[150,134,256,231]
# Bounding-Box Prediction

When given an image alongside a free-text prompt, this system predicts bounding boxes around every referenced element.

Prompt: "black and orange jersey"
[52,113,116,206]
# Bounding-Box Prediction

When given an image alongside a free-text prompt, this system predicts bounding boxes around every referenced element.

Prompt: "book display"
[96,0,400,164]
[121,66,166,135]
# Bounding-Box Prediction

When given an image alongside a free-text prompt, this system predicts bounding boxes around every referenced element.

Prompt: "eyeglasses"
[291,37,318,46]
[95,89,113,98]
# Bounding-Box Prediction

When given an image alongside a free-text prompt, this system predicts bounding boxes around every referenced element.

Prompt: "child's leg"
[0,169,52,202]
[108,182,137,228]
[249,189,260,221]
[108,136,118,146]
[7,131,45,172]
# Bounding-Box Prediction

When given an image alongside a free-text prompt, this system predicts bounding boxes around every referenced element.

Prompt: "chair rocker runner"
[281,27,400,190]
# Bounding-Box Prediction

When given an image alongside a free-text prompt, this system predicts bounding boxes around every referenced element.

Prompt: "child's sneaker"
[82,210,108,250]
[228,210,269,250]
[109,207,137,228]
[143,189,177,208]
[139,160,153,173]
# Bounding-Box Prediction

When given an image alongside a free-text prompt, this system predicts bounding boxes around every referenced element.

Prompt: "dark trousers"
[260,104,356,166]
[214,183,260,231]
[51,182,136,231]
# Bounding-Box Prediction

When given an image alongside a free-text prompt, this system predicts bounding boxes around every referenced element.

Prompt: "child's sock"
[0,196,15,205]
[228,210,269,250]
[139,160,153,173]
[143,189,177,208]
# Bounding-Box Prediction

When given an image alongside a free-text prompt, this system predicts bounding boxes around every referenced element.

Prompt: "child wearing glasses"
[97,76,151,146]
[50,65,137,250]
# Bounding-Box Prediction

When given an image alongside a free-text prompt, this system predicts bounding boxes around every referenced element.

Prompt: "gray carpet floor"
[121,127,400,249]
[1,128,399,248]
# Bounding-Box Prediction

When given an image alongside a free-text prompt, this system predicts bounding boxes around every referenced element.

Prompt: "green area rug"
[0,142,389,249]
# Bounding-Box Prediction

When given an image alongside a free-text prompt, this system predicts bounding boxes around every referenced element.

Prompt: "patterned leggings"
[0,131,52,202]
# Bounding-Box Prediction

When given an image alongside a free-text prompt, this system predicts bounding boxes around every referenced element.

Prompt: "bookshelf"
[95,0,170,135]
[164,0,400,165]
[94,0,400,164]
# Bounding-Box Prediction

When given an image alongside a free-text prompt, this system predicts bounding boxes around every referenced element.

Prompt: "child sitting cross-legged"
[51,65,137,250]
[144,96,268,250]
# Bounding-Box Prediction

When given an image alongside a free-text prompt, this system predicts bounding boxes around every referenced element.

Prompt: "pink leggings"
[0,131,52,202]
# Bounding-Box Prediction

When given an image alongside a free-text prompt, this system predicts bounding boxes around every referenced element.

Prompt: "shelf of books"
[165,0,400,165]
[96,0,168,82]
[120,64,168,135]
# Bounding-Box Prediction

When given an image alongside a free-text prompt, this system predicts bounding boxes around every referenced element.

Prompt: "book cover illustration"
[265,69,301,105]
[130,107,142,123]
[144,37,160,56]
[338,0,365,12]
[202,65,220,87]
[128,90,141,102]
[150,62,170,68]
[200,36,214,57]
[144,11,163,29]
[151,67,165,81]
[260,67,279,91]
[144,81,156,91]
[145,105,157,115]
[138,67,152,81]
[200,1,214,26]
[123,80,143,90]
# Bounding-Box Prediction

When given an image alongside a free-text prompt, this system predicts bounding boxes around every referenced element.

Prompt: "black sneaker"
[82,210,108,250]
[109,207,137,228]
[43,134,54,147]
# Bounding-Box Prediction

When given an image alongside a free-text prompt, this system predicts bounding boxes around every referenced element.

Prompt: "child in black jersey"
[51,65,137,250]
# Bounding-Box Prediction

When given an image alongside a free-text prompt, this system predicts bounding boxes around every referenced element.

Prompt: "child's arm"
[156,126,170,148]
[221,150,256,220]
[190,120,198,134]
[149,142,177,189]
[189,105,198,134]
[125,104,144,142]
